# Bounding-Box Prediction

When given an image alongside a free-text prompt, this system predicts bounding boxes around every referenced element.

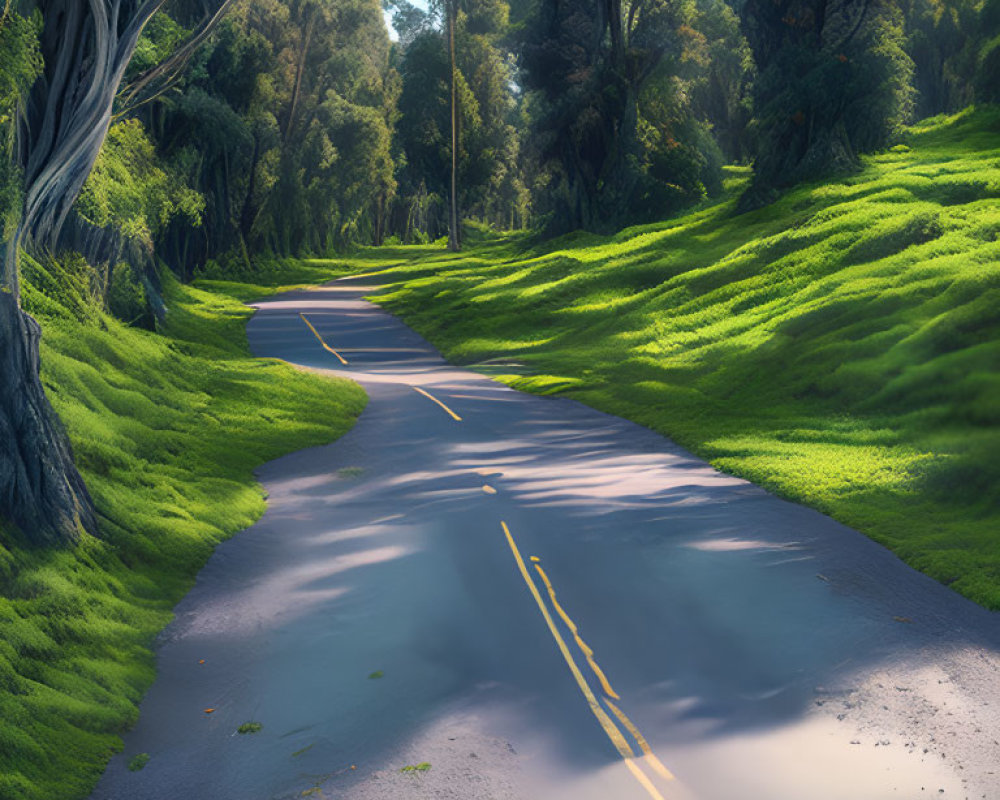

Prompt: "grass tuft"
[126,753,150,772]
[237,722,263,735]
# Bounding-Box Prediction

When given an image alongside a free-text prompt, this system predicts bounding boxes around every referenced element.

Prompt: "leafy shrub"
[107,263,150,326]
[76,119,204,256]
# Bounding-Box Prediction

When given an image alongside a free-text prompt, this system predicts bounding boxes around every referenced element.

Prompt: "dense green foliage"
[98,0,998,249]
[56,0,1000,263]
[134,0,397,269]
[740,0,915,206]
[902,0,980,117]
[76,119,204,255]
[977,0,1000,100]
[0,8,41,235]
[684,0,756,163]
[390,0,529,240]
[0,256,364,799]
[358,108,1000,609]
[76,118,205,324]
[519,0,732,231]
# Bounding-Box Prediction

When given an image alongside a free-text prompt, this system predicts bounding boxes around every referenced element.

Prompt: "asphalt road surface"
[91,278,1000,800]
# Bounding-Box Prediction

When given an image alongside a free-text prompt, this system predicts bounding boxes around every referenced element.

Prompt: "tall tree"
[976,0,1000,101]
[740,0,914,208]
[390,0,523,241]
[521,0,719,231]
[0,0,233,547]
[683,0,756,164]
[901,0,978,117]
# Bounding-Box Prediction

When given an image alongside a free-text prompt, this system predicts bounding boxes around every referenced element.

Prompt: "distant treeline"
[4,0,1000,301]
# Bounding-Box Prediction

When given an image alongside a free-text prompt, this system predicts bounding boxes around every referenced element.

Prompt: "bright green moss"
[1,263,366,800]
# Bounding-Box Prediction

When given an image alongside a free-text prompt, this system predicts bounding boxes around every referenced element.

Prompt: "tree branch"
[116,0,240,115]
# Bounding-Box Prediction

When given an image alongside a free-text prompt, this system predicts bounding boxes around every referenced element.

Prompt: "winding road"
[91,278,1000,800]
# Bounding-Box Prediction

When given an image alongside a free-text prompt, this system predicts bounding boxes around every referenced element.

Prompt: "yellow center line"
[482,485,498,495]
[604,698,676,781]
[500,522,636,761]
[299,313,349,365]
[502,521,678,799]
[412,387,463,421]
[625,759,669,800]
[533,563,621,701]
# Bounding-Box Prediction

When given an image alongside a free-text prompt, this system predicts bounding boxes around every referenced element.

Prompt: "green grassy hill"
[0,258,365,799]
[346,107,1000,609]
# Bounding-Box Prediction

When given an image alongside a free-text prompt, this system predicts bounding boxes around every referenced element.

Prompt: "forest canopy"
[4,0,998,287]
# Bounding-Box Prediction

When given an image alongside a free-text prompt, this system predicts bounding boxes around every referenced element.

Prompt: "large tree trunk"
[0,0,233,546]
[0,276,96,546]
[0,1,166,545]
[22,1,165,252]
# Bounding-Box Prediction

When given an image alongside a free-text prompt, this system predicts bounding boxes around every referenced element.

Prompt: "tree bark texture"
[0,289,97,545]
[1,0,230,546]
[20,1,167,259]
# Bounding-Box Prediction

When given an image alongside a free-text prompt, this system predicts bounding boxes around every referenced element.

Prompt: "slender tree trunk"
[286,10,315,143]
[448,1,460,252]
[238,133,262,245]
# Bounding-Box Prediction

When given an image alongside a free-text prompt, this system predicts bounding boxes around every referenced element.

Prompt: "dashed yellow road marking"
[501,522,635,761]
[412,387,463,421]
[533,563,621,701]
[482,485,498,495]
[299,313,349,365]
[502,521,677,799]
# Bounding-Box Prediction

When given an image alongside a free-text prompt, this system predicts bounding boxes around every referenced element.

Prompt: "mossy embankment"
[0,258,365,800]
[337,107,1000,610]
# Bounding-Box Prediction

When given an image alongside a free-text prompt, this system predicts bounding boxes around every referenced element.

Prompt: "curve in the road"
[90,278,1000,800]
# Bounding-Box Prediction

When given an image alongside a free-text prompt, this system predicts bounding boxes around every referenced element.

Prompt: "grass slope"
[345,107,1000,609]
[0,257,366,800]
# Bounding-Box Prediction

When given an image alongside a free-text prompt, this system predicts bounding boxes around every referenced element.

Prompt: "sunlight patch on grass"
[357,107,1000,610]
